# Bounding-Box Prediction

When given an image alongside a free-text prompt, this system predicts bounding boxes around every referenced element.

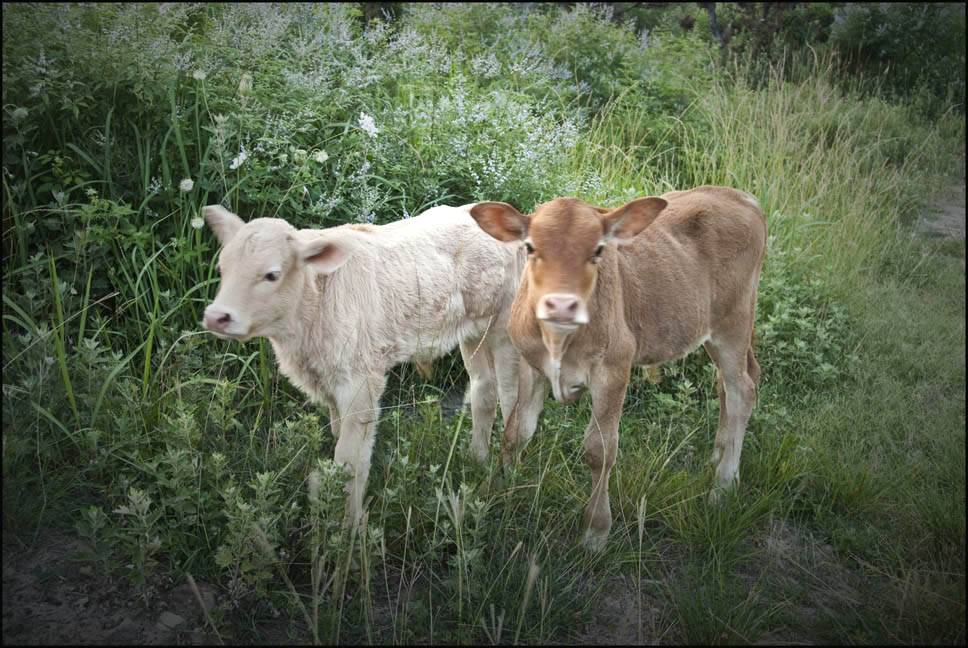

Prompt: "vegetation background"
[3,2,964,644]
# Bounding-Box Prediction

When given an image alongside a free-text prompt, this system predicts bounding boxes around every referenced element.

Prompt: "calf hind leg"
[704,341,757,502]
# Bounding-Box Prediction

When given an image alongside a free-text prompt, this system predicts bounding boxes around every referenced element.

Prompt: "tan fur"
[201,203,531,525]
[470,185,767,551]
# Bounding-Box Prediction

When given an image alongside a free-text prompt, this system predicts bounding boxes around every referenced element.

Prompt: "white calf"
[202,204,528,523]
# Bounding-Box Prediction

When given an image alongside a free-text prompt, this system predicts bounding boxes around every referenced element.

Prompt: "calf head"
[470,196,667,334]
[201,205,362,341]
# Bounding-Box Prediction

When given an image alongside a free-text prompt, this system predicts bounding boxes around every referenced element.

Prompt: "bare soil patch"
[3,531,218,645]
[916,158,966,240]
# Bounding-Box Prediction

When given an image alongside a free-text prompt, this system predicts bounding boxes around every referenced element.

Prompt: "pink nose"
[542,295,580,322]
[203,307,233,332]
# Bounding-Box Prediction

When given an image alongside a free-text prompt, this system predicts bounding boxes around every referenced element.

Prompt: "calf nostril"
[566,300,577,313]
[217,312,231,324]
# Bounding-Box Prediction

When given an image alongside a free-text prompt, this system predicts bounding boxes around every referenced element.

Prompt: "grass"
[3,5,965,645]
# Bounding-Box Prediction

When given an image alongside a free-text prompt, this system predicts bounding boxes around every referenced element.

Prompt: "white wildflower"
[229,149,248,170]
[238,72,253,97]
[192,69,206,81]
[314,150,329,164]
[293,149,308,165]
[358,112,379,137]
[278,152,288,165]
[213,114,228,126]
[179,178,194,193]
[191,217,204,229]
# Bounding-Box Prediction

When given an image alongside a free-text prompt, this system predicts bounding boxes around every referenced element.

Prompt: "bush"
[829,3,966,117]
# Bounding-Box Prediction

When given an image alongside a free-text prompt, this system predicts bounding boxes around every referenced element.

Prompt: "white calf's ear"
[203,205,246,245]
[601,197,668,241]
[469,202,530,242]
[299,230,362,275]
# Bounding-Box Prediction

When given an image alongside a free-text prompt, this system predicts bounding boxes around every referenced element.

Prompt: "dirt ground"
[916,178,966,239]
[2,530,220,645]
[4,176,963,645]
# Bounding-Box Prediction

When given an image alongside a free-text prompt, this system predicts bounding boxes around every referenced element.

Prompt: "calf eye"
[525,242,535,255]
[590,244,605,263]
[264,271,280,282]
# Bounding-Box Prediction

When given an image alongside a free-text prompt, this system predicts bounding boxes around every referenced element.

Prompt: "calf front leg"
[489,330,523,437]
[328,405,341,440]
[459,336,498,464]
[581,364,630,552]
[500,359,547,468]
[332,373,386,525]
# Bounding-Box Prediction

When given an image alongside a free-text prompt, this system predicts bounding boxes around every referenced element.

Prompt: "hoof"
[470,444,489,465]
[707,487,724,505]
[581,528,608,553]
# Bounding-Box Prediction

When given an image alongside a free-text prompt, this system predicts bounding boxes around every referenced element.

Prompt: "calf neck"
[471,186,767,551]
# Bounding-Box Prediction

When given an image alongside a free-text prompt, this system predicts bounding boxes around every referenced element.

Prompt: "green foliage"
[829,3,966,118]
[113,486,165,591]
[755,241,854,393]
[666,559,781,645]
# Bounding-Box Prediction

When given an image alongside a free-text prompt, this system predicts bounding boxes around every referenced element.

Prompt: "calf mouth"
[201,321,250,342]
[539,318,583,334]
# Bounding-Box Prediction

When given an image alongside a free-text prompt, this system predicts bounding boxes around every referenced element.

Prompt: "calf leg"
[332,372,386,524]
[489,330,521,432]
[704,341,757,502]
[500,359,547,467]
[328,405,341,440]
[581,365,630,552]
[459,337,498,464]
[704,342,727,465]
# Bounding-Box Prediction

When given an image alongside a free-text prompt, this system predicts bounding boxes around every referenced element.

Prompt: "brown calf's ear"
[203,205,245,245]
[299,230,361,275]
[469,202,530,242]
[601,197,668,240]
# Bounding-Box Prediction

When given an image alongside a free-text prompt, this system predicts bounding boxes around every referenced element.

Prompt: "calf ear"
[601,197,668,240]
[298,231,361,275]
[203,205,245,245]
[470,202,530,242]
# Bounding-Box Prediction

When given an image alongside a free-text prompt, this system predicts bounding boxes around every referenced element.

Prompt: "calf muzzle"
[202,306,240,338]
[536,293,588,331]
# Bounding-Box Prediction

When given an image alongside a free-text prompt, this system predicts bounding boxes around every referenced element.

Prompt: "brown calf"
[470,185,767,551]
